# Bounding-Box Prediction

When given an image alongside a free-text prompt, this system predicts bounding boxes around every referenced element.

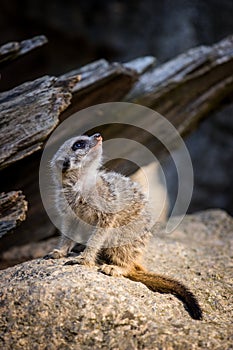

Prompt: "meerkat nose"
[93,133,102,141]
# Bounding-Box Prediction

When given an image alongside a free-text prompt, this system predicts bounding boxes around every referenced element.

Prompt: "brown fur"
[44,133,202,320]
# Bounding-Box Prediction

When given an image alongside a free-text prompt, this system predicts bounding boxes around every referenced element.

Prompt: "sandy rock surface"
[0,210,232,349]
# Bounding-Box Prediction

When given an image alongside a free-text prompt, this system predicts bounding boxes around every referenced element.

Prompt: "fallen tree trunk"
[126,35,233,136]
[59,59,138,118]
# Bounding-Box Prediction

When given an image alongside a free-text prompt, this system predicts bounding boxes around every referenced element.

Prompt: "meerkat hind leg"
[100,264,130,277]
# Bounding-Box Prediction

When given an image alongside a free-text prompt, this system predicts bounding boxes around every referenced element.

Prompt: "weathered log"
[0,35,48,68]
[0,191,27,239]
[0,75,80,170]
[60,59,138,118]
[126,35,233,136]
[124,56,156,74]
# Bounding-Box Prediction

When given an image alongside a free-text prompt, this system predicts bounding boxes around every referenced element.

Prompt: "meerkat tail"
[126,267,203,320]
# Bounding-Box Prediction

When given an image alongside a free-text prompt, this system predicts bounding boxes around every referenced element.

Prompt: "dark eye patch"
[72,140,86,151]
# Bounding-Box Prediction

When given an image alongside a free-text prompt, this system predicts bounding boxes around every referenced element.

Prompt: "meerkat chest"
[60,171,148,228]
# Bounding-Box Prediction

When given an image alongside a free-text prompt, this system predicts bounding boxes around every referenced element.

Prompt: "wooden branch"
[126,35,233,136]
[0,75,80,170]
[0,36,48,68]
[0,191,28,238]
[60,60,138,118]
[123,56,156,74]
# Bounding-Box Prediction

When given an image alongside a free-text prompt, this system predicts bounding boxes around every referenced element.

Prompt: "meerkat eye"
[72,140,86,151]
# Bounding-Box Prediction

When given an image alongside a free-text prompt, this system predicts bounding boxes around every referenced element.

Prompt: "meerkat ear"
[51,157,70,172]
[55,158,65,170]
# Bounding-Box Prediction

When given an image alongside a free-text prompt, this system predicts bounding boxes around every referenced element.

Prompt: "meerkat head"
[51,133,103,174]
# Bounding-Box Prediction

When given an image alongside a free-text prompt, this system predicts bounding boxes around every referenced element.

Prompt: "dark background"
[1,0,233,89]
[1,0,233,215]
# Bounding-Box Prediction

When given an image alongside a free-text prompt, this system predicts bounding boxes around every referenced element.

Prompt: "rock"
[0,210,232,349]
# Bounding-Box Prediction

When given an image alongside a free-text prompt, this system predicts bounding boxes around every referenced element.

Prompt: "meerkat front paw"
[64,253,95,267]
[43,249,67,259]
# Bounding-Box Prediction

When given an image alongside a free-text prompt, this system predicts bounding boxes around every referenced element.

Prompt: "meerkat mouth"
[90,133,103,149]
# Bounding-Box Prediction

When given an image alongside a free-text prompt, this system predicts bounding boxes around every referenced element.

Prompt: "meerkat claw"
[64,260,79,266]
[43,254,53,260]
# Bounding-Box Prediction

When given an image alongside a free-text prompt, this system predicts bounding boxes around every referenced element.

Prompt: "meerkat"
[44,133,202,320]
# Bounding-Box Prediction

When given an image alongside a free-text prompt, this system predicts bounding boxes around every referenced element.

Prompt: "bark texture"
[0,191,27,239]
